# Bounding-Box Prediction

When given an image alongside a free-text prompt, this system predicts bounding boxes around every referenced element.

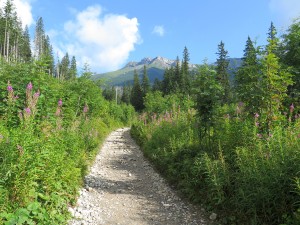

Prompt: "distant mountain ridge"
[92,56,241,86]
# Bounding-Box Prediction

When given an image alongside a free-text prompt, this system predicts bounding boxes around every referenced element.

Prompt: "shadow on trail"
[84,128,204,225]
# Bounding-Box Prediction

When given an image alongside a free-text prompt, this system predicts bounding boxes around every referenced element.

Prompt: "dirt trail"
[68,128,207,225]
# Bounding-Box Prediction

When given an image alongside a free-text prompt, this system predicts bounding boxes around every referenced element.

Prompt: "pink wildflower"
[7,85,13,92]
[34,91,40,98]
[257,133,263,138]
[83,104,89,113]
[290,103,295,113]
[254,113,259,118]
[58,99,63,107]
[27,82,33,90]
[25,108,31,115]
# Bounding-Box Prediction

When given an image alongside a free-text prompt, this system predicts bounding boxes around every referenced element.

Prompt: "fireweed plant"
[131,94,300,225]
[0,68,135,224]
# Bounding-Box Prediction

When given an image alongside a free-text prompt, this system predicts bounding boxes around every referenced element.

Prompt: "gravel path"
[68,128,208,225]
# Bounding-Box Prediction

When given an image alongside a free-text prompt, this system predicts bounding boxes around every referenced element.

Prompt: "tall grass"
[131,98,300,224]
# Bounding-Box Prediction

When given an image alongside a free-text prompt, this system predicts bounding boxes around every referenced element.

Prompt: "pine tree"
[34,17,45,59]
[43,35,54,75]
[235,36,262,114]
[19,25,31,62]
[1,0,23,62]
[69,56,77,80]
[281,18,300,102]
[152,78,162,92]
[121,83,131,104]
[141,65,150,96]
[60,53,70,80]
[181,46,191,94]
[130,70,143,111]
[173,56,181,92]
[162,67,175,95]
[194,61,222,139]
[216,41,231,104]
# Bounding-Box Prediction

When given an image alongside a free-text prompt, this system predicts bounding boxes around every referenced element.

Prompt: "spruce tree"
[142,65,150,96]
[216,41,231,104]
[121,83,131,104]
[235,36,262,114]
[281,19,300,102]
[174,56,181,92]
[181,47,191,94]
[69,56,78,80]
[60,53,70,80]
[130,70,144,111]
[20,25,31,62]
[152,78,162,92]
[34,17,45,59]
[43,35,55,75]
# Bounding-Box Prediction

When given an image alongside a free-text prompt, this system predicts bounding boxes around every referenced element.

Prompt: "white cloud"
[14,0,34,28]
[152,25,165,37]
[0,0,34,28]
[51,5,141,73]
[269,0,300,26]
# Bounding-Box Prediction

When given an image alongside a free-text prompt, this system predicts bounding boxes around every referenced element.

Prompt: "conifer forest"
[1,0,300,224]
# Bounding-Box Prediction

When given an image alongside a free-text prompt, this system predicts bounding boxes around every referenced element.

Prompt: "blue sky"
[4,0,300,73]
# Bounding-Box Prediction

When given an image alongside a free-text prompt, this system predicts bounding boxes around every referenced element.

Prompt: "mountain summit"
[92,56,241,86]
[92,56,182,85]
[124,56,177,69]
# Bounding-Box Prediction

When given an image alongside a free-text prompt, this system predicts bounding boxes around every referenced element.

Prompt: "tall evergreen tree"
[235,36,262,114]
[194,61,222,139]
[181,46,191,94]
[142,65,150,96]
[281,18,300,102]
[130,70,143,111]
[69,56,78,80]
[174,56,181,92]
[162,67,175,95]
[1,0,23,62]
[19,25,31,62]
[34,17,45,59]
[43,35,54,75]
[216,41,231,104]
[152,78,162,92]
[60,53,70,80]
[121,83,131,104]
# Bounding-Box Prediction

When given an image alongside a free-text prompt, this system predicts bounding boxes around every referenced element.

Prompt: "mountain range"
[92,56,242,86]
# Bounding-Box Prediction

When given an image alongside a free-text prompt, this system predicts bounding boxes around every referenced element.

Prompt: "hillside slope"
[92,57,242,86]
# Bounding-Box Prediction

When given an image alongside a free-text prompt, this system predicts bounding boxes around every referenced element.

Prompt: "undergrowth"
[0,61,135,224]
[131,92,300,225]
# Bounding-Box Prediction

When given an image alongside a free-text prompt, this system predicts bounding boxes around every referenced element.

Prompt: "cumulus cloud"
[52,5,140,72]
[14,0,34,28]
[269,0,300,26]
[0,0,34,28]
[152,25,165,37]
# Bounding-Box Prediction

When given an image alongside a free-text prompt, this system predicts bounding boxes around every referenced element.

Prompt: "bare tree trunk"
[6,31,10,63]
[3,18,8,59]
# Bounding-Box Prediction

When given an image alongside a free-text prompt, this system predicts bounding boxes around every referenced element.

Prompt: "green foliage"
[260,24,293,131]
[281,18,300,103]
[130,70,144,111]
[216,41,231,104]
[235,36,263,115]
[0,60,135,224]
[132,101,300,224]
[193,61,223,139]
